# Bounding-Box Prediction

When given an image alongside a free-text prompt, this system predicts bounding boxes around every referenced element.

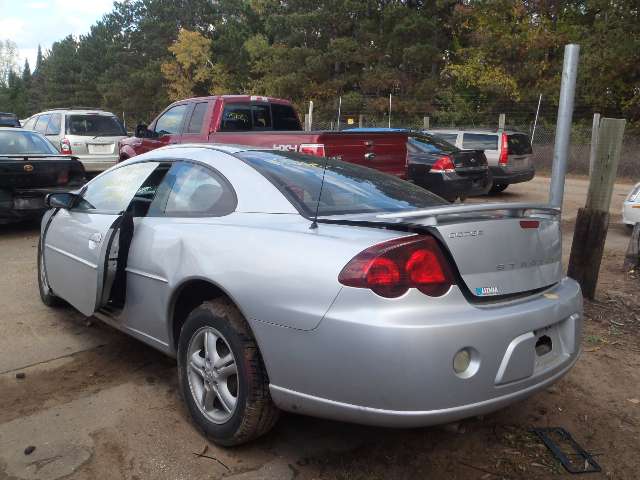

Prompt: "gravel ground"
[0,175,638,480]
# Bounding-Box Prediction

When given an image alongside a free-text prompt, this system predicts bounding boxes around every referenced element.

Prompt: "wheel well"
[170,279,229,350]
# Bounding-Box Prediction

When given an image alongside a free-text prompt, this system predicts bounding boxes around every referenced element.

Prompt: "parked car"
[39,144,582,446]
[22,108,127,173]
[347,128,491,202]
[623,183,640,229]
[427,129,535,194]
[0,112,21,128]
[0,128,85,223]
[119,95,408,177]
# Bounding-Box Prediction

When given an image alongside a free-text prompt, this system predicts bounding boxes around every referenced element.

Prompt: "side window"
[462,133,498,150]
[154,104,188,136]
[436,133,458,144]
[272,104,301,130]
[252,104,271,129]
[220,104,251,131]
[34,114,50,134]
[22,116,37,130]
[184,102,208,134]
[150,162,236,217]
[45,113,61,135]
[75,162,160,212]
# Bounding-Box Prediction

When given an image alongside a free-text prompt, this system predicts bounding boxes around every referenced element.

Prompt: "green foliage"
[0,0,637,124]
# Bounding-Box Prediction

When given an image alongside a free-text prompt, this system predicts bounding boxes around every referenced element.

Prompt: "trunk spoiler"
[376,203,560,226]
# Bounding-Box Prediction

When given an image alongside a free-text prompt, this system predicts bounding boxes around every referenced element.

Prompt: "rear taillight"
[430,155,455,173]
[60,138,72,155]
[57,169,69,185]
[338,235,455,298]
[299,143,325,157]
[499,133,508,165]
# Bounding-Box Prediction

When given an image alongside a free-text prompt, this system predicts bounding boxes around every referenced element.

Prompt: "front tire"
[177,299,279,446]
[37,237,63,307]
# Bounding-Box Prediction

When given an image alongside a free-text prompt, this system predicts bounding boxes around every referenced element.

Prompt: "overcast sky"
[0,0,116,70]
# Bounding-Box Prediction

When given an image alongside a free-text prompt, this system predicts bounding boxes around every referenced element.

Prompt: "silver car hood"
[321,203,563,299]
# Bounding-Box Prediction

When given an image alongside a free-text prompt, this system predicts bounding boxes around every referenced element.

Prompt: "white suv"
[22,108,127,173]
[427,129,535,193]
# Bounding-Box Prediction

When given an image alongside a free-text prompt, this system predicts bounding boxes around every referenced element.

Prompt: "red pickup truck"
[118,95,407,177]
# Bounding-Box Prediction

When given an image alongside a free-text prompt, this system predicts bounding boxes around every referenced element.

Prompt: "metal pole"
[588,113,601,176]
[307,101,314,131]
[336,96,341,131]
[388,94,392,128]
[549,44,580,208]
[531,94,542,143]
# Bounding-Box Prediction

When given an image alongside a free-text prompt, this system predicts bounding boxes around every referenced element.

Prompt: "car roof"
[0,127,29,132]
[36,109,118,116]
[428,128,527,135]
[345,127,409,133]
[160,143,266,155]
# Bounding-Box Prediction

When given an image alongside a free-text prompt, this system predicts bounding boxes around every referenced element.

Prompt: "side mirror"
[135,123,154,138]
[45,192,77,209]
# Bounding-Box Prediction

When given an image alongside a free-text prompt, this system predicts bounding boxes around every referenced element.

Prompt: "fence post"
[567,117,626,299]
[358,114,364,128]
[423,116,430,130]
[588,113,601,176]
[498,113,505,130]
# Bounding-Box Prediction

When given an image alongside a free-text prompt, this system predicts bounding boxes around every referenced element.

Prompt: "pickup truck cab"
[119,96,407,177]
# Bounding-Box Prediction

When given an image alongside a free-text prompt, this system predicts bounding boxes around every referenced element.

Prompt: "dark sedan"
[347,128,491,202]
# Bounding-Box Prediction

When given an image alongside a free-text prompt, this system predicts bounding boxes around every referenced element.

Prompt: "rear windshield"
[220,103,302,132]
[408,133,458,154]
[66,114,126,136]
[507,133,533,155]
[272,103,301,130]
[0,130,59,155]
[462,133,498,150]
[0,113,19,126]
[237,150,446,217]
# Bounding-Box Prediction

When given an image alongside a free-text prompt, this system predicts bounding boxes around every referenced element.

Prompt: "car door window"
[34,114,50,134]
[462,133,498,150]
[435,133,458,144]
[184,102,208,134]
[45,113,62,135]
[154,104,188,136]
[220,104,251,131]
[149,162,236,217]
[75,162,161,213]
[22,116,37,130]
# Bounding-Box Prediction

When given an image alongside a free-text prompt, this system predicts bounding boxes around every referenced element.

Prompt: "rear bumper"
[74,154,118,172]
[409,167,492,201]
[490,165,535,185]
[255,278,582,428]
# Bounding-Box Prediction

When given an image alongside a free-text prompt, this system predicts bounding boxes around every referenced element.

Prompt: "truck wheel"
[489,183,508,194]
[37,237,63,307]
[177,299,279,446]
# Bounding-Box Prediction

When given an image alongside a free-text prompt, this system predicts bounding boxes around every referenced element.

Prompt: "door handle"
[364,152,376,161]
[89,233,103,243]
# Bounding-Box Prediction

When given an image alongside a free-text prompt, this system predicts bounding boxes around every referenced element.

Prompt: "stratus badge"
[24,164,34,172]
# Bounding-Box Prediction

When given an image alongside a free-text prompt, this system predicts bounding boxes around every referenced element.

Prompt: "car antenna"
[310,155,329,230]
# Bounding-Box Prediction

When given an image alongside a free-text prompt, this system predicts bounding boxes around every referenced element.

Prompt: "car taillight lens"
[299,143,326,157]
[57,169,69,185]
[499,133,508,165]
[430,155,455,173]
[60,138,72,155]
[338,235,455,298]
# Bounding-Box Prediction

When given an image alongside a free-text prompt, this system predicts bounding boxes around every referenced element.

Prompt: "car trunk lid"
[451,149,488,178]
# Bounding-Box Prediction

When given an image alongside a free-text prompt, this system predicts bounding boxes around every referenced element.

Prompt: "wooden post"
[498,113,505,130]
[423,116,430,130]
[624,223,640,272]
[358,114,364,128]
[588,113,600,176]
[567,117,626,299]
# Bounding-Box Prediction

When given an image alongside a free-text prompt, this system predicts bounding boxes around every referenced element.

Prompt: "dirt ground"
[0,175,638,480]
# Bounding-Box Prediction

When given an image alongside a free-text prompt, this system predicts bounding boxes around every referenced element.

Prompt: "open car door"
[42,161,167,316]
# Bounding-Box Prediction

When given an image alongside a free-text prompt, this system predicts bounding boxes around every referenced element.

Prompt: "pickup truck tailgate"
[321,132,408,178]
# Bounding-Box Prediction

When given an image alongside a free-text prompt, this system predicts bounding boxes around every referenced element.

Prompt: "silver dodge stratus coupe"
[38,144,582,446]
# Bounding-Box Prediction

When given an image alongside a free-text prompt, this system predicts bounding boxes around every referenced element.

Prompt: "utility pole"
[423,116,430,130]
[358,114,364,128]
[567,118,626,299]
[498,113,505,130]
[336,97,342,131]
[549,44,580,208]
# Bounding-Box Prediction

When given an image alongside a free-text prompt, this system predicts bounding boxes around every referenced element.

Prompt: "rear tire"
[177,299,279,446]
[489,183,508,194]
[37,237,63,307]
